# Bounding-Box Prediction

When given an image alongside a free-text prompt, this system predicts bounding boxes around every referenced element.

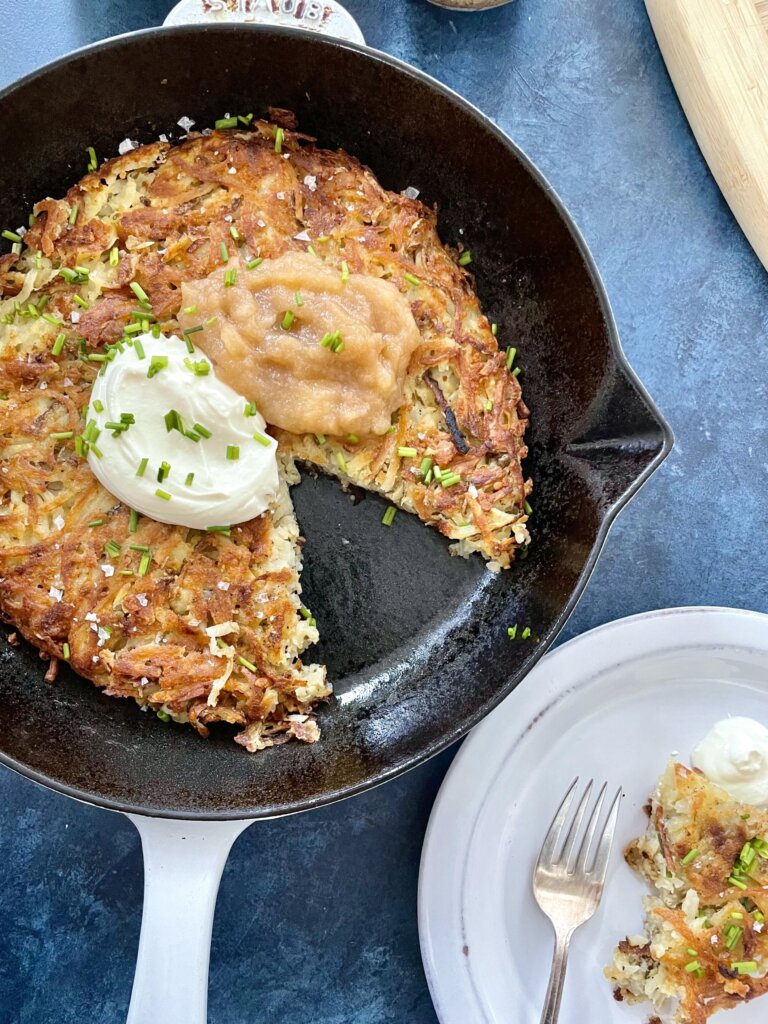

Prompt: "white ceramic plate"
[418,607,768,1024]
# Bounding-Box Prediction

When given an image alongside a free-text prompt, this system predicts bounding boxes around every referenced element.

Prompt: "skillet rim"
[0,24,673,819]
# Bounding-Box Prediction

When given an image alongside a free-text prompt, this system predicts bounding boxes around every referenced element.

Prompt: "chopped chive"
[50,431,74,440]
[729,876,748,890]
[397,446,418,458]
[88,353,107,363]
[193,422,212,439]
[109,246,119,266]
[335,450,347,473]
[274,126,284,153]
[307,245,317,258]
[341,260,350,282]
[458,250,472,266]
[346,433,359,444]
[725,925,743,949]
[246,257,263,270]
[105,540,121,559]
[491,322,498,336]
[90,444,103,458]
[151,323,161,338]
[129,508,139,533]
[86,146,98,171]
[123,322,144,335]
[147,355,168,378]
[506,346,517,370]
[58,267,79,282]
[184,357,210,376]
[184,324,203,336]
[238,113,254,126]
[134,339,146,359]
[129,544,149,552]
[244,400,257,416]
[733,961,758,975]
[92,399,104,413]
[185,472,194,487]
[382,506,396,527]
[73,294,89,309]
[182,305,198,315]
[1,229,22,243]
[507,625,518,639]
[206,525,231,535]
[157,461,170,482]
[204,316,217,328]
[294,291,303,307]
[130,281,150,307]
[119,569,133,577]
[226,445,240,461]
[433,465,443,481]
[83,420,100,442]
[138,552,152,577]
[513,366,521,377]
[224,267,237,287]
[62,642,70,661]
[220,242,229,263]
[10,242,21,255]
[315,433,326,445]
[238,655,258,672]
[87,519,104,528]
[484,398,493,412]
[42,313,64,327]
[299,606,313,621]
[68,204,78,225]
[281,309,295,330]
[156,710,170,722]
[684,960,701,974]
[521,626,531,639]
[155,489,171,501]
[229,225,240,241]
[51,333,66,356]
[404,272,420,286]
[681,848,699,866]
[419,457,433,477]
[524,500,533,516]
[120,413,135,424]
[215,116,238,129]
[136,457,148,478]
[441,473,461,488]
[74,436,88,457]
[730,912,744,920]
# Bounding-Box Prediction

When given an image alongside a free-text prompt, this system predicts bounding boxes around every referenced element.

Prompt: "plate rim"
[418,604,768,1024]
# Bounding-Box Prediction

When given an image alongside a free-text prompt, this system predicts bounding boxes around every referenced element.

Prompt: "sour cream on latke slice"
[86,333,279,529]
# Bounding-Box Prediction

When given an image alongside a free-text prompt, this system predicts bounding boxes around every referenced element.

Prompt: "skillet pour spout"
[0,25,671,820]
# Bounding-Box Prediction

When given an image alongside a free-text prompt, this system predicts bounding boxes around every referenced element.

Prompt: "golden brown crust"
[0,118,530,746]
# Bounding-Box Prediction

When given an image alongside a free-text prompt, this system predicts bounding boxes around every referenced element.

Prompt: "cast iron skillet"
[0,25,672,820]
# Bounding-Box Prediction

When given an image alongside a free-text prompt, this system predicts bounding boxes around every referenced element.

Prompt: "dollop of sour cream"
[692,717,768,805]
[87,333,279,530]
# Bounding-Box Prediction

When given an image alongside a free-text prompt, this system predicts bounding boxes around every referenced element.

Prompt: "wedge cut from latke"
[606,762,768,1023]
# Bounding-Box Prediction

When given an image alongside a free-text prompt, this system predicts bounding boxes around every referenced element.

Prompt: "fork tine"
[573,782,607,873]
[589,786,622,880]
[558,778,593,866]
[536,777,579,868]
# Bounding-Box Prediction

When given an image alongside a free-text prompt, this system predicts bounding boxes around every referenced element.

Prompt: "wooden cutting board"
[645,0,768,270]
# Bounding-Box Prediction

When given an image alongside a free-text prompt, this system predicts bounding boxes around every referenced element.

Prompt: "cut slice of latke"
[606,762,768,1023]
[0,118,530,746]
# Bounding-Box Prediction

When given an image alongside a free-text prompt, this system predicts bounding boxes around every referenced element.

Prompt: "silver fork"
[532,779,622,1024]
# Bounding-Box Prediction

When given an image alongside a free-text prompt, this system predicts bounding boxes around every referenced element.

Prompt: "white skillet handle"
[126,814,254,1024]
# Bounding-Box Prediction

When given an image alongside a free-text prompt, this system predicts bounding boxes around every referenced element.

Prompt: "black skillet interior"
[0,26,672,818]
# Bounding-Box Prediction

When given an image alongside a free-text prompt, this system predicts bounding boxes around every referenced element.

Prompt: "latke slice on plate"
[606,762,768,1023]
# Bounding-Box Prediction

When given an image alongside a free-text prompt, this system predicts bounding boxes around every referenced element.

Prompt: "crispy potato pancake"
[0,118,530,747]
[606,763,768,1023]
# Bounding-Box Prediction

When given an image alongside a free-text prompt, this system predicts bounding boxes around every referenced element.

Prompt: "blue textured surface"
[1,1,766,1021]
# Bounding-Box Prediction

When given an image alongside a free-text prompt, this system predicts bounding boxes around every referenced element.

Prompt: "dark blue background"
[1,1,766,1021]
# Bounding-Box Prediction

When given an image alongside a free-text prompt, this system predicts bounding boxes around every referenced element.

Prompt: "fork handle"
[539,928,573,1024]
